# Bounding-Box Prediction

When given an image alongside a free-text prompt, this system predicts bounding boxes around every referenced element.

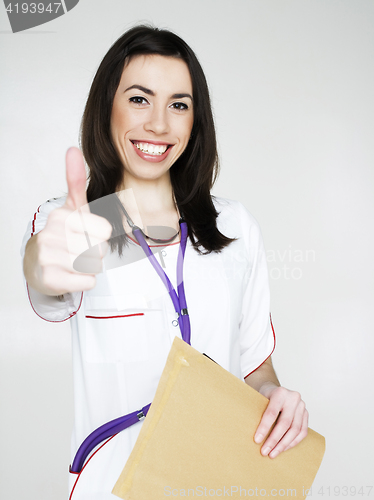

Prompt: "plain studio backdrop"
[1,1,373,499]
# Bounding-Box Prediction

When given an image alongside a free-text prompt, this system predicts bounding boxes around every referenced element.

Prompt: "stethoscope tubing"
[70,404,151,473]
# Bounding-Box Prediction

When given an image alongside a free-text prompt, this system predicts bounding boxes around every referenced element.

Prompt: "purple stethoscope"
[70,209,191,474]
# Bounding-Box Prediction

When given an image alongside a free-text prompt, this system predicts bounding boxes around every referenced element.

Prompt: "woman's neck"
[118,174,180,235]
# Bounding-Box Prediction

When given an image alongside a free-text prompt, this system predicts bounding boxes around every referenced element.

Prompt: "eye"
[129,96,148,105]
[171,102,189,111]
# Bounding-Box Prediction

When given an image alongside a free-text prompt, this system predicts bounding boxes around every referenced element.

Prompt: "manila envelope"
[113,336,325,499]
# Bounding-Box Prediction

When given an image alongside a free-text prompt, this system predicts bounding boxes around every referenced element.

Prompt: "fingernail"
[269,450,279,459]
[254,433,263,444]
[262,447,271,456]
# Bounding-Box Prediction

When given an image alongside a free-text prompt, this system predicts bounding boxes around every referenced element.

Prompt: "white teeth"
[134,142,168,155]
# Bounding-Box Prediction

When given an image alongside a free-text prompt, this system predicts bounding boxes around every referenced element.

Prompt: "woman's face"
[111,54,194,185]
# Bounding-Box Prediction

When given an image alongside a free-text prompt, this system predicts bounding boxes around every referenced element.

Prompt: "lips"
[130,140,174,163]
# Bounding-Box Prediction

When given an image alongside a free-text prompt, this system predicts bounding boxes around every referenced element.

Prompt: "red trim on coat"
[31,205,41,237]
[243,313,277,379]
[86,313,144,319]
[68,434,118,500]
[26,282,84,323]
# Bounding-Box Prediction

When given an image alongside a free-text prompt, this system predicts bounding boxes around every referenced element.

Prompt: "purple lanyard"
[70,219,190,474]
[132,219,190,344]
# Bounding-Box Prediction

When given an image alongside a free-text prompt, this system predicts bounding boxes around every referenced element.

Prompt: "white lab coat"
[21,196,276,499]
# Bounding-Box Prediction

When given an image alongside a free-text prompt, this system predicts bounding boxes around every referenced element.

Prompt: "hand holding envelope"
[244,360,309,459]
[113,337,325,500]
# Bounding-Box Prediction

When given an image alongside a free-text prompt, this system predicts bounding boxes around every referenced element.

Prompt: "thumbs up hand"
[23,148,113,296]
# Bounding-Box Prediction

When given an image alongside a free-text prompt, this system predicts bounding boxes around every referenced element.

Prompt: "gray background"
[1,1,373,498]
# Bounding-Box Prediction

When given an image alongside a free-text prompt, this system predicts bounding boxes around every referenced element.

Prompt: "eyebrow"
[124,84,193,101]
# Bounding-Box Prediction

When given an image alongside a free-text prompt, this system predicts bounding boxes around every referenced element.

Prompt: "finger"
[40,266,96,295]
[62,272,97,293]
[65,211,112,264]
[41,224,92,267]
[73,246,106,274]
[65,147,88,211]
[283,411,309,452]
[268,402,306,458]
[254,389,286,445]
[40,243,103,274]
[67,212,113,241]
[38,244,76,272]
[260,404,299,456]
[257,392,301,456]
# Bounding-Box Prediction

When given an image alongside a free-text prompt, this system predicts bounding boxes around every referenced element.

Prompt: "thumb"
[65,147,88,211]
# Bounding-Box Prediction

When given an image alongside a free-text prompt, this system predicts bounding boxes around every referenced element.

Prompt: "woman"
[22,25,308,499]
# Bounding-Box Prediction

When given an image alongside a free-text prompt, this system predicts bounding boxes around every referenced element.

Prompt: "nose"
[144,104,170,135]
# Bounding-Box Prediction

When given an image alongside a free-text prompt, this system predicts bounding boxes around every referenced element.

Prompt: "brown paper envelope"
[113,337,325,499]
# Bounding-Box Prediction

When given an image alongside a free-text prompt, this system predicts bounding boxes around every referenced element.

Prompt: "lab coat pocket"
[85,295,149,364]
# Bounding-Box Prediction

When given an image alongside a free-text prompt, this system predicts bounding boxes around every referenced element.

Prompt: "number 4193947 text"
[5,3,62,14]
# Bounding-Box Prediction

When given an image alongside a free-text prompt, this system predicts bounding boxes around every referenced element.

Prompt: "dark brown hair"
[80,24,235,254]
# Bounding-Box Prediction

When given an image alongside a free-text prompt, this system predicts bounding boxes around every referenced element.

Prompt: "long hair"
[80,24,236,254]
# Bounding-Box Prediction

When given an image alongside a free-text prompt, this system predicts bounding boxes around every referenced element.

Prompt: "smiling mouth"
[131,141,173,156]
